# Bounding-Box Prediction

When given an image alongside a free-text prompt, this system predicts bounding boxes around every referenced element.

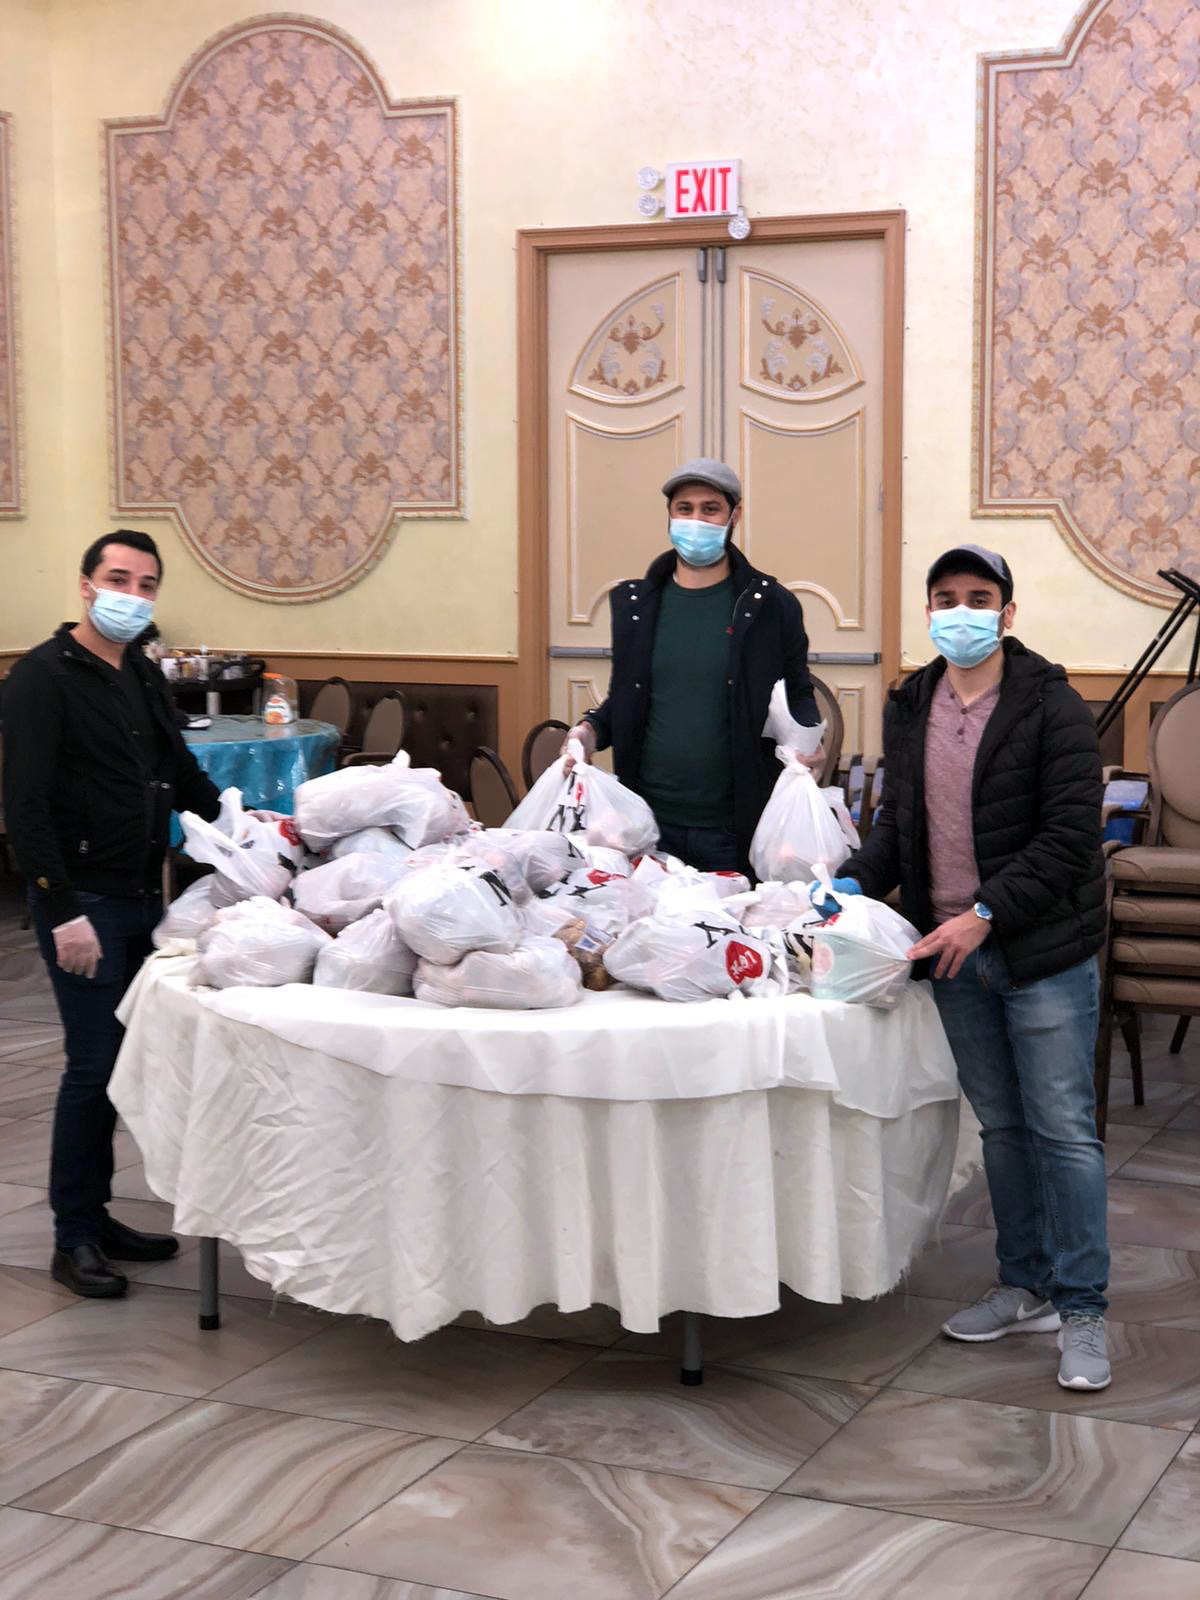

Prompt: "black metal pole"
[1095,569,1200,739]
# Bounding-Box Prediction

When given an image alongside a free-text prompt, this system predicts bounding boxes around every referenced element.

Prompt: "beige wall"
[1,0,1189,671]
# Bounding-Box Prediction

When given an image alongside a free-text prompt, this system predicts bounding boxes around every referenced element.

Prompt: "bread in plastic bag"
[414,936,582,1010]
[329,827,414,861]
[749,750,858,883]
[291,852,413,932]
[603,906,784,1002]
[505,740,658,855]
[152,877,218,948]
[386,861,524,964]
[179,789,305,905]
[294,750,469,852]
[810,893,921,1009]
[551,914,617,991]
[313,909,417,995]
[194,897,330,989]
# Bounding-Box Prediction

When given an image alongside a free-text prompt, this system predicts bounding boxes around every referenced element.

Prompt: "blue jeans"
[30,891,161,1249]
[932,944,1108,1316]
[655,822,740,873]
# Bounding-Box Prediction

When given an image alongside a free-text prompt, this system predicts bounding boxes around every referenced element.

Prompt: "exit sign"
[665,160,740,220]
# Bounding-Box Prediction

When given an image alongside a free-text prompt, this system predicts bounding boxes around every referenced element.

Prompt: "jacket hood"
[890,637,1065,711]
[643,542,767,591]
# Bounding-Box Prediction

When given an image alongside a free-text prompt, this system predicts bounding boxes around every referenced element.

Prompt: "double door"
[546,234,888,761]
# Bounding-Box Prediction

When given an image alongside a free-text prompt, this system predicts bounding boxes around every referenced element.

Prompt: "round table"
[181,715,340,813]
[111,954,968,1372]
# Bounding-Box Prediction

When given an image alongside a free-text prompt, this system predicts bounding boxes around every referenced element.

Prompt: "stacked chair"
[1094,682,1200,1137]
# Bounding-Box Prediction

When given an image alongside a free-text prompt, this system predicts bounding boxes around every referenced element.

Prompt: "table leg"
[680,1311,703,1385]
[199,1237,220,1331]
[205,690,221,718]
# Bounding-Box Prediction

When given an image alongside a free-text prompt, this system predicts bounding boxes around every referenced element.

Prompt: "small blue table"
[181,714,340,814]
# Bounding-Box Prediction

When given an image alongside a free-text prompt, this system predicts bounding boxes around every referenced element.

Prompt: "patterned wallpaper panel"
[0,113,20,516]
[976,0,1200,605]
[106,18,459,602]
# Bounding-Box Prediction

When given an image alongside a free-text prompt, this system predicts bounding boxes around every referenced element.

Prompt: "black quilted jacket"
[841,639,1106,983]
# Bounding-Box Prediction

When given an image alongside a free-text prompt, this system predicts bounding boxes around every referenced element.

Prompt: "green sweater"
[636,575,735,828]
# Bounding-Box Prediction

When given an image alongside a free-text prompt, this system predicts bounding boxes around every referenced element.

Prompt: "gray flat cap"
[662,458,742,505]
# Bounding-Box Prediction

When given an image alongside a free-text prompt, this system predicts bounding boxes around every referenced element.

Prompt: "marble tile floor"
[0,900,1199,1599]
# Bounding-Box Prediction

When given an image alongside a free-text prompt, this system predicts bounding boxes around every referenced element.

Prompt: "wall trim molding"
[516,211,906,737]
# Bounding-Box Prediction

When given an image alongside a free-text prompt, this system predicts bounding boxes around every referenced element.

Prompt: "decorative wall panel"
[740,268,861,402]
[0,114,20,517]
[106,18,459,601]
[569,274,683,405]
[976,0,1200,605]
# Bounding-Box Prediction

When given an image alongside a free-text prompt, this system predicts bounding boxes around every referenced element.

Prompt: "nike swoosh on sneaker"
[1015,1301,1050,1321]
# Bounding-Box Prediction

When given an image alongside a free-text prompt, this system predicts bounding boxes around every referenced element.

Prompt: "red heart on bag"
[725,940,764,983]
[586,870,621,885]
[279,818,301,847]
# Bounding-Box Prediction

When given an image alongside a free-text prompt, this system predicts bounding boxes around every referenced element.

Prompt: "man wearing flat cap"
[836,543,1111,1393]
[566,458,821,873]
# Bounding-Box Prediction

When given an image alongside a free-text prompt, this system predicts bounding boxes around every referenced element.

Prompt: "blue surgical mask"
[669,517,728,568]
[929,605,1003,669]
[87,584,155,644]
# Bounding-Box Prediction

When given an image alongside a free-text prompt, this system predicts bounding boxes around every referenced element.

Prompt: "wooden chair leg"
[1119,1011,1144,1106]
[1170,1016,1191,1055]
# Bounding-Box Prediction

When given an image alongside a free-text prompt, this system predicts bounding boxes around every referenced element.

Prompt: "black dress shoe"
[51,1244,128,1299]
[99,1215,180,1262]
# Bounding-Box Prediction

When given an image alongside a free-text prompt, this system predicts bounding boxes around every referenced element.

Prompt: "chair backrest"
[308,676,352,739]
[468,746,519,827]
[522,718,570,792]
[360,690,407,759]
[1147,681,1200,848]
[809,674,845,785]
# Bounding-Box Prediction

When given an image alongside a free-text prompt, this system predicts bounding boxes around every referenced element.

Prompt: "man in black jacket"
[4,531,223,1299]
[837,544,1111,1391]
[565,458,822,873]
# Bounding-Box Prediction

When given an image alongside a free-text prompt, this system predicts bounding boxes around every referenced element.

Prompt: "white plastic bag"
[727,879,819,931]
[194,898,329,989]
[762,678,825,758]
[456,828,583,894]
[179,790,305,904]
[505,740,658,855]
[603,906,783,1002]
[152,877,218,948]
[294,750,469,852]
[386,862,524,964]
[540,865,635,940]
[329,827,414,861]
[414,936,582,1010]
[749,750,859,883]
[290,852,412,932]
[313,909,417,995]
[810,893,921,1009]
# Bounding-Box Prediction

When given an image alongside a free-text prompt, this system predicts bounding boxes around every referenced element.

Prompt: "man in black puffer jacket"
[837,544,1110,1393]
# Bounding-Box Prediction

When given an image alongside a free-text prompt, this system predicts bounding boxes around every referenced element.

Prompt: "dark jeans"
[655,821,740,873]
[30,891,161,1248]
[932,944,1108,1316]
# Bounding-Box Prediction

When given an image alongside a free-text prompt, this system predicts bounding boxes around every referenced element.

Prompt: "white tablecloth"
[111,955,966,1341]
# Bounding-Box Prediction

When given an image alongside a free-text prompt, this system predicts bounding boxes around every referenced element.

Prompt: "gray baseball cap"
[926,543,1013,605]
[662,458,742,506]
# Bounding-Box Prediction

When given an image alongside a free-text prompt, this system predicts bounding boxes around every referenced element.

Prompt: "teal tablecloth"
[181,715,340,814]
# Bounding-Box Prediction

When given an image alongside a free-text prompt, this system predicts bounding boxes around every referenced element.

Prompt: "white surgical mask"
[87,584,155,644]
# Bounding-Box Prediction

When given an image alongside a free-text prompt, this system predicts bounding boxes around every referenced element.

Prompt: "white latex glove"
[53,915,103,979]
[562,722,596,771]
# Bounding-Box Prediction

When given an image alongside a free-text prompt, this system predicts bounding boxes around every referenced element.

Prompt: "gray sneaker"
[942,1284,1061,1342]
[1057,1313,1111,1390]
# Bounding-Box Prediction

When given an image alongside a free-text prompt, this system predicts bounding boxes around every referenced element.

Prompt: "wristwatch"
[973,902,993,923]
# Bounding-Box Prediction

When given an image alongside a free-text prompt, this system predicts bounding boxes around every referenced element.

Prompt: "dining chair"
[468,746,519,827]
[521,718,570,792]
[809,674,845,788]
[341,690,408,768]
[309,675,353,741]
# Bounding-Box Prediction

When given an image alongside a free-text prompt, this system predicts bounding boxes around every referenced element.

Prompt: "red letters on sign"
[665,161,740,220]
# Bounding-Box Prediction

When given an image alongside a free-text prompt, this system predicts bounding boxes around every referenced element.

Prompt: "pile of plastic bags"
[167,725,916,1011]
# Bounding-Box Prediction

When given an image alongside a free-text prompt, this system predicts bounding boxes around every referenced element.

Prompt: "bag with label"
[313,908,418,995]
[152,877,219,948]
[603,906,783,1002]
[294,750,469,852]
[386,862,524,965]
[194,897,330,989]
[414,936,583,1010]
[179,789,306,905]
[749,750,859,883]
[290,852,412,933]
[809,891,921,1009]
[540,865,635,941]
[505,740,658,856]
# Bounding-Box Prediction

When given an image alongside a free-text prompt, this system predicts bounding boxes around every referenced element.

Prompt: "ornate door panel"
[726,238,886,758]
